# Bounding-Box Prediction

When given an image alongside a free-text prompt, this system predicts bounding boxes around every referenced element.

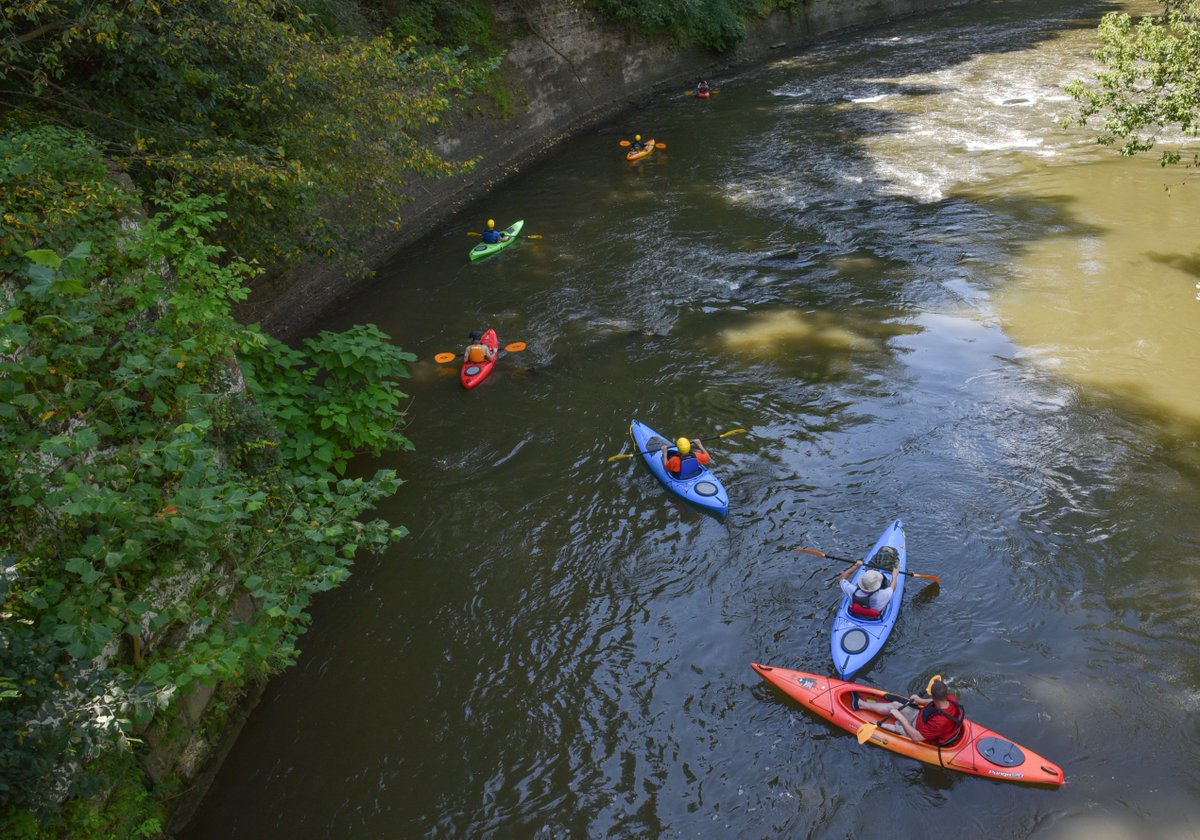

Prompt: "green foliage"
[1067,0,1200,165]
[387,0,497,52]
[583,0,782,51]
[0,126,410,822]
[0,0,496,268]
[241,324,416,475]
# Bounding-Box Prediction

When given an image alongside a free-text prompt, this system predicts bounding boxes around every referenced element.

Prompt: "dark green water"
[183,1,1200,836]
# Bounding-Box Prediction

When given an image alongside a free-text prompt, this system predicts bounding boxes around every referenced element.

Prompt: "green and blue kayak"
[469,220,524,261]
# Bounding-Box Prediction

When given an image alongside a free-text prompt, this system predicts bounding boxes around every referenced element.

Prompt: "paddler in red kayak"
[463,330,497,364]
[660,437,710,479]
[855,679,966,746]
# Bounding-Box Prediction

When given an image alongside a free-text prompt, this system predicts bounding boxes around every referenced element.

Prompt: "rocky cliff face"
[237,0,973,338]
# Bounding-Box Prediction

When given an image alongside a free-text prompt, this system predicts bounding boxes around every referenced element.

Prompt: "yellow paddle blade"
[526,234,543,239]
[467,231,481,236]
[684,89,694,96]
[619,139,631,146]
[856,722,879,745]
[434,352,456,363]
[607,453,635,462]
[718,427,746,438]
[504,341,526,352]
[926,674,942,694]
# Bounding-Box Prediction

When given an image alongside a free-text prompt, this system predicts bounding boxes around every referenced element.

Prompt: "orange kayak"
[750,663,1064,787]
[626,138,656,161]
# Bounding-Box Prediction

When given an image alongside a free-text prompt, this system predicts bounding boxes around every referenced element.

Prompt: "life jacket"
[919,699,966,746]
[673,453,701,479]
[467,344,488,363]
[848,577,888,619]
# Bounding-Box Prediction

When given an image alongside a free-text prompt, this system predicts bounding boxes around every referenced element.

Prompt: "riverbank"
[235,0,976,340]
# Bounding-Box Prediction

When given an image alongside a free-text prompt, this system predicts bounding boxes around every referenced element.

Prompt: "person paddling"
[630,134,647,152]
[659,437,710,479]
[481,219,503,244]
[856,679,966,746]
[836,550,895,619]
[463,330,497,364]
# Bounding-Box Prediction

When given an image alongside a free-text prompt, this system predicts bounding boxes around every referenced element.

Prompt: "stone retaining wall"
[234,0,975,339]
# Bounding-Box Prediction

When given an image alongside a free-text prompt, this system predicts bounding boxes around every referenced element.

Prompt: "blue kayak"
[829,519,907,680]
[628,419,729,515]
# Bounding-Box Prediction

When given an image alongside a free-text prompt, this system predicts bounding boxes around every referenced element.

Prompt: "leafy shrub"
[0,126,409,823]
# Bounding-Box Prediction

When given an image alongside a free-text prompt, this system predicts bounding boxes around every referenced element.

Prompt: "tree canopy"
[1067,0,1200,165]
[0,0,496,269]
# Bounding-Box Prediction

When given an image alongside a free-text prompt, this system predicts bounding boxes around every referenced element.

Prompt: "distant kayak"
[750,664,1065,787]
[469,220,524,261]
[628,419,729,515]
[460,328,499,389]
[830,519,906,680]
[626,139,656,161]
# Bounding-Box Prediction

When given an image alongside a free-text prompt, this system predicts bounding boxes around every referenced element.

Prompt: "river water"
[183,0,1200,836]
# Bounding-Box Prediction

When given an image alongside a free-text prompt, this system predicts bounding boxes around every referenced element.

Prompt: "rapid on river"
[182,0,1200,836]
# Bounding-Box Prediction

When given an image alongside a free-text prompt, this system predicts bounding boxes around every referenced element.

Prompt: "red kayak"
[751,663,1064,787]
[460,328,499,390]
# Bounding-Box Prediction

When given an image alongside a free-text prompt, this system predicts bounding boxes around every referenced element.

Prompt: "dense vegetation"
[0,0,814,834]
[585,0,804,52]
[1068,0,1200,166]
[0,0,498,274]
[0,125,416,835]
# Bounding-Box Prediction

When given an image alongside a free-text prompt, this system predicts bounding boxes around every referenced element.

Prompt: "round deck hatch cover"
[840,628,869,654]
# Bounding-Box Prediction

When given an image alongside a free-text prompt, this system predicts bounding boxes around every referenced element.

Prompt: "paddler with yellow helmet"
[659,436,710,479]
[630,134,647,152]
[481,218,502,244]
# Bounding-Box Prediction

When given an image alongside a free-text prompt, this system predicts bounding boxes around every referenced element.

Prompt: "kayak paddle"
[607,427,746,462]
[792,546,941,582]
[434,341,526,364]
[468,231,543,239]
[855,673,941,744]
[618,140,668,149]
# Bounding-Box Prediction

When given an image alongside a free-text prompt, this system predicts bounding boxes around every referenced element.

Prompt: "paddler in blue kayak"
[835,548,896,619]
[659,437,710,479]
[481,219,503,244]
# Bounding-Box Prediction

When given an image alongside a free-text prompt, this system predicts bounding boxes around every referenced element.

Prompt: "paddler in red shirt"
[856,679,965,746]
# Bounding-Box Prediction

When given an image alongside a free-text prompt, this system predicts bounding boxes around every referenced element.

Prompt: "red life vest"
[848,600,882,619]
[918,697,966,746]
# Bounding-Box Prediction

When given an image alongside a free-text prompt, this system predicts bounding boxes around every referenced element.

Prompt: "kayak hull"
[750,664,1065,787]
[830,519,906,680]
[626,139,656,161]
[469,220,524,261]
[460,329,499,390]
[629,419,729,515]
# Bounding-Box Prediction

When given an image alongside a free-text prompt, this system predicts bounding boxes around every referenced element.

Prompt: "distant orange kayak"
[750,663,1065,787]
[626,138,656,161]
